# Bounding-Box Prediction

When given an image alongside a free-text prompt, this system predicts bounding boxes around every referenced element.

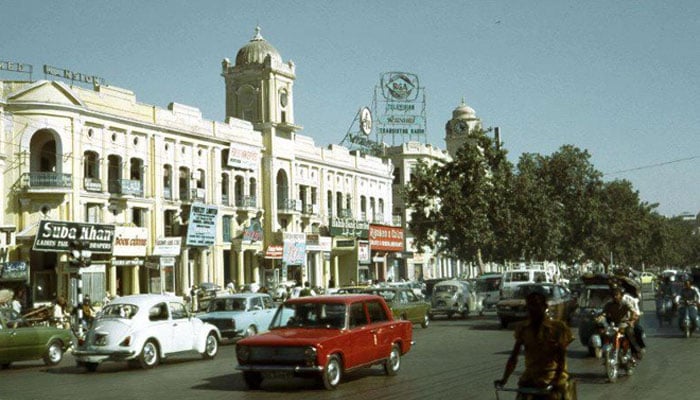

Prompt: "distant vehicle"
[429,280,482,319]
[499,266,553,300]
[0,308,73,369]
[639,272,655,285]
[361,286,431,328]
[197,293,276,339]
[496,283,577,329]
[73,294,220,372]
[474,273,503,311]
[235,294,413,390]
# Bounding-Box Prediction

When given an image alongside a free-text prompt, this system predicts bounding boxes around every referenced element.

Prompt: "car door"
[169,301,195,352]
[346,301,376,368]
[403,290,420,323]
[147,302,174,353]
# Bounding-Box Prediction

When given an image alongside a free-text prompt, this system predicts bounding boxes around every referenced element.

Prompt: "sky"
[2,0,699,217]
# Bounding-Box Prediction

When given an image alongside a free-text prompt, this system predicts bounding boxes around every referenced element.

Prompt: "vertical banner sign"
[358,240,371,265]
[185,203,218,246]
[282,232,306,265]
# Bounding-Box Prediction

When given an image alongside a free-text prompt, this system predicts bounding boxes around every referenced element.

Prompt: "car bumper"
[73,348,137,362]
[497,310,527,320]
[236,364,323,374]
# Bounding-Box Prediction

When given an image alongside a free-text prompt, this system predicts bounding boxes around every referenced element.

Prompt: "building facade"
[0,27,394,307]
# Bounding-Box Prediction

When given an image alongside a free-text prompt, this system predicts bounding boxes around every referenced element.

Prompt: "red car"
[235,294,414,390]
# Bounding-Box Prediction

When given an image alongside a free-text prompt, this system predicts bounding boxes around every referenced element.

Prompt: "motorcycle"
[655,294,675,327]
[676,297,699,338]
[586,313,607,359]
[602,321,636,382]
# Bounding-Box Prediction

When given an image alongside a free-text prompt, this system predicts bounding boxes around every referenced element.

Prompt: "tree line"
[404,127,700,271]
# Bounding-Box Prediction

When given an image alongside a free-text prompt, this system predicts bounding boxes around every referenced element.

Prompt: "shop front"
[111,226,148,296]
[368,224,405,282]
[282,232,306,285]
[150,237,181,295]
[305,234,331,288]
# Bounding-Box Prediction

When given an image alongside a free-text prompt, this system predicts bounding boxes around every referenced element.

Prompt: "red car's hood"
[238,328,342,346]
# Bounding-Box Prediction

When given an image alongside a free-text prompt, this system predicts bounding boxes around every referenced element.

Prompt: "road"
[1,295,699,400]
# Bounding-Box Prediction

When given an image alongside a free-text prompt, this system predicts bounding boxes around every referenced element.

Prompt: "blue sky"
[2,0,699,217]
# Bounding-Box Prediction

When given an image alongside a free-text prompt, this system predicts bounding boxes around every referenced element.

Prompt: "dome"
[235,26,282,67]
[452,98,476,119]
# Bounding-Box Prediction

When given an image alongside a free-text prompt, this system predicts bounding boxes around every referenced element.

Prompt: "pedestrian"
[495,291,575,399]
[11,291,22,314]
[299,281,316,297]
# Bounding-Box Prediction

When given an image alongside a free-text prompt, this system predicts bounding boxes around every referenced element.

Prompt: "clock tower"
[222,26,300,135]
[444,98,482,158]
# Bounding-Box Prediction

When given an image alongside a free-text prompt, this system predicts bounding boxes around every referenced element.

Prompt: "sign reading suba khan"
[33,220,115,253]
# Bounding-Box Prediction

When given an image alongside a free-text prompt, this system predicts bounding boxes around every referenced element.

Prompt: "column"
[108,264,117,296]
[198,249,208,283]
[180,247,190,294]
[237,250,245,285]
[252,252,260,286]
[131,266,140,294]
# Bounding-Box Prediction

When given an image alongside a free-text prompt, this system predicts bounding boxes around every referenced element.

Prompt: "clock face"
[454,120,469,135]
[280,91,288,107]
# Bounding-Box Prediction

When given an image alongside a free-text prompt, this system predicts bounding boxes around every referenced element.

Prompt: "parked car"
[475,273,503,311]
[496,283,577,328]
[429,279,482,319]
[235,294,413,390]
[332,285,370,294]
[73,294,221,372]
[197,293,276,339]
[0,308,73,369]
[361,286,431,328]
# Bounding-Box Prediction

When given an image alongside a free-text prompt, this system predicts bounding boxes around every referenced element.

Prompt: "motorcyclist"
[656,275,676,298]
[678,280,700,305]
[617,282,646,352]
[602,286,643,360]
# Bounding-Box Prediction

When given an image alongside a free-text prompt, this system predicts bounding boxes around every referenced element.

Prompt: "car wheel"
[243,371,263,389]
[84,362,99,372]
[201,332,218,359]
[427,312,434,320]
[139,340,160,369]
[245,325,258,338]
[43,340,64,366]
[384,343,401,376]
[322,354,342,390]
[421,314,429,329]
[1,363,11,369]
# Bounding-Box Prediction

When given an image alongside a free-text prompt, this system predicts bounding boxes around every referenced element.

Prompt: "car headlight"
[237,345,250,362]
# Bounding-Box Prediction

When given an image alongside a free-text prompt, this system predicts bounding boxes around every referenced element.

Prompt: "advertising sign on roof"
[227,143,259,171]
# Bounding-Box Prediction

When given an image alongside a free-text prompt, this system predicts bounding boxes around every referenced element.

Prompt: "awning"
[264,245,283,259]
[15,222,39,240]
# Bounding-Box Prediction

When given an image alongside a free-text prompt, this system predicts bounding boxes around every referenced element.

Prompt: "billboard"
[33,220,115,253]
[375,71,426,144]
[185,203,218,247]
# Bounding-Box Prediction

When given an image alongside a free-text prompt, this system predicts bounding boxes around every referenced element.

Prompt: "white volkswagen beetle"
[73,294,220,372]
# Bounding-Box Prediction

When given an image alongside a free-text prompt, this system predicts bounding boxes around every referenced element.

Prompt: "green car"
[362,286,431,328]
[0,308,73,369]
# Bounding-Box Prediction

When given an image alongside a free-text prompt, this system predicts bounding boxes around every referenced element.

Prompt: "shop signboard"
[358,240,370,265]
[153,237,182,256]
[368,224,404,252]
[282,232,306,265]
[112,226,148,257]
[185,203,218,247]
[33,220,115,253]
[0,261,28,281]
[329,217,369,237]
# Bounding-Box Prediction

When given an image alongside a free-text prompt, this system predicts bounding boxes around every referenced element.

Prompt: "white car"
[73,294,221,372]
[197,293,276,339]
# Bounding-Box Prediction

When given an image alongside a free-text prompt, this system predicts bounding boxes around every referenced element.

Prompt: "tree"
[405,127,511,273]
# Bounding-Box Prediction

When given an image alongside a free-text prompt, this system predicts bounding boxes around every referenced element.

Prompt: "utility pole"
[68,240,92,337]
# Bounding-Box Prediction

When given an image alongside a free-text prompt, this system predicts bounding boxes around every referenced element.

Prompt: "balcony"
[21,172,72,193]
[163,187,172,200]
[235,195,257,209]
[278,199,301,214]
[109,179,143,197]
[301,203,319,216]
[338,209,353,219]
[191,188,206,202]
[221,194,230,206]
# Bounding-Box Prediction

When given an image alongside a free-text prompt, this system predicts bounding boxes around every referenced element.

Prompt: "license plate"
[263,371,293,379]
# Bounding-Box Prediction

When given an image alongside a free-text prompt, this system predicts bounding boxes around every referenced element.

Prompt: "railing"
[372,213,385,224]
[221,193,230,206]
[163,187,172,200]
[278,199,300,212]
[22,172,72,189]
[191,188,206,202]
[339,209,353,218]
[302,203,319,215]
[235,195,256,208]
[109,179,143,197]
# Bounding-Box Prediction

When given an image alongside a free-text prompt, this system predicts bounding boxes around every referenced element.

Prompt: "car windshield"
[508,272,531,282]
[364,289,396,301]
[434,285,458,294]
[100,304,139,319]
[270,302,347,330]
[207,297,247,312]
[514,285,553,299]
[476,278,501,292]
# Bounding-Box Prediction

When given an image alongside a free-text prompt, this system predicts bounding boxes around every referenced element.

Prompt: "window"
[327,190,333,216]
[393,167,400,184]
[222,215,232,242]
[149,303,169,321]
[163,165,172,199]
[367,301,389,323]
[349,302,367,328]
[221,173,230,205]
[132,207,146,227]
[85,203,101,223]
[169,302,187,319]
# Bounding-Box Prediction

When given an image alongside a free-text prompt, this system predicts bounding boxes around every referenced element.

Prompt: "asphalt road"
[1,294,699,400]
